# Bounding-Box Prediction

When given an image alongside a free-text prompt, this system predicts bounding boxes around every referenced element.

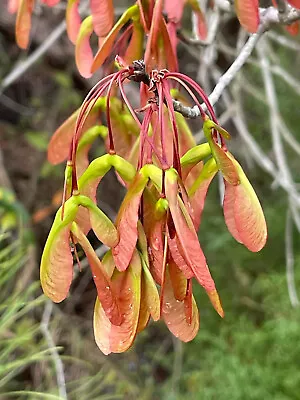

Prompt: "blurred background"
[1,1,300,399]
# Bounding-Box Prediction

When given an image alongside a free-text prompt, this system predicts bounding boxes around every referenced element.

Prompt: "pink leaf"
[123,22,144,65]
[210,141,239,186]
[223,181,243,244]
[142,260,161,321]
[136,276,151,333]
[90,0,114,37]
[223,155,267,252]
[148,217,166,285]
[164,0,184,22]
[165,169,224,317]
[93,251,142,354]
[47,106,99,165]
[189,158,218,230]
[16,0,34,49]
[287,0,300,8]
[40,0,59,5]
[188,0,207,40]
[234,0,259,33]
[8,0,19,14]
[162,270,199,342]
[112,173,148,271]
[66,0,81,44]
[168,258,187,302]
[91,5,138,73]
[167,225,194,279]
[75,16,94,78]
[72,225,122,326]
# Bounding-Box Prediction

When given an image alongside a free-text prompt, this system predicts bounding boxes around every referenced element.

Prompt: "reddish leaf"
[112,172,148,271]
[234,0,259,33]
[90,0,114,37]
[160,18,179,72]
[136,276,151,333]
[93,251,142,354]
[164,0,184,22]
[189,158,218,230]
[167,21,178,58]
[123,22,144,65]
[72,223,122,325]
[223,155,267,252]
[285,21,299,36]
[47,104,101,165]
[188,0,207,40]
[148,216,166,285]
[168,258,187,301]
[75,16,94,78]
[91,5,138,73]
[210,141,239,186]
[162,270,199,342]
[141,259,160,321]
[167,226,194,279]
[16,0,34,49]
[184,279,193,324]
[165,169,224,317]
[8,0,19,14]
[66,0,81,44]
[40,0,59,5]
[287,0,300,8]
[223,181,243,244]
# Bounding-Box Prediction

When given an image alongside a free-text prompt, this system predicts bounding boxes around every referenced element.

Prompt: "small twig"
[40,301,68,400]
[0,21,66,93]
[267,30,300,52]
[285,210,300,307]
